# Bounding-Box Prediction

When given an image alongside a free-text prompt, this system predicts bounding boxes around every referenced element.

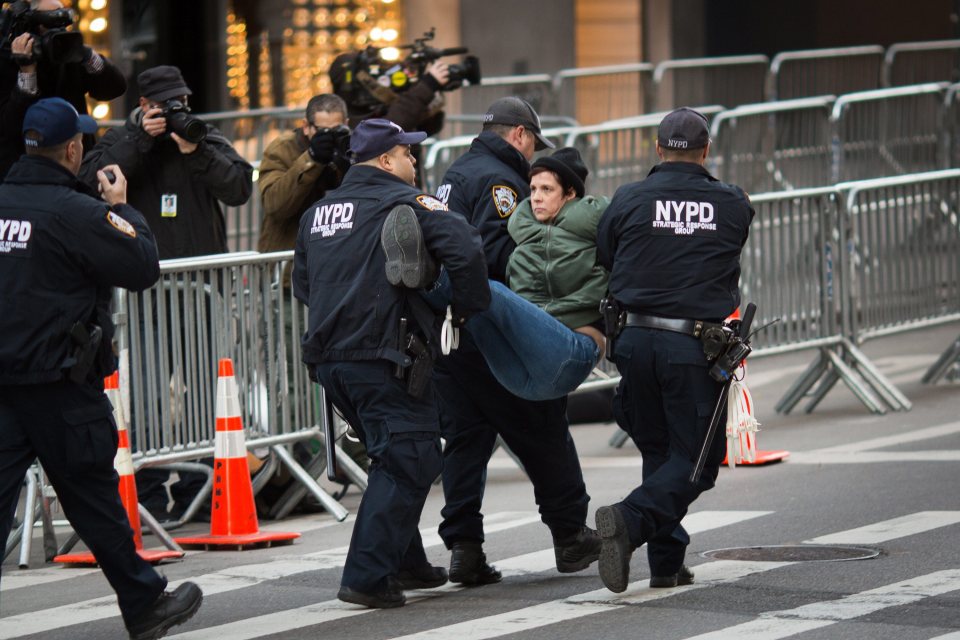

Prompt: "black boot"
[396,564,449,589]
[381,204,438,289]
[125,582,203,640]
[553,526,602,573]
[596,505,635,593]
[337,578,406,609]
[448,540,502,586]
[650,565,695,588]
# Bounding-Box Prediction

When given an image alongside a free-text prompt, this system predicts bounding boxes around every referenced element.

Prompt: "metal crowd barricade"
[840,170,960,387]
[709,96,834,193]
[458,74,555,117]
[768,46,885,101]
[830,83,946,183]
[944,84,960,170]
[652,55,768,112]
[883,39,960,87]
[561,107,725,198]
[117,251,356,523]
[553,63,655,124]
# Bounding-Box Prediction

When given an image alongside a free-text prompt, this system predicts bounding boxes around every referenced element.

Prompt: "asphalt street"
[2,322,959,639]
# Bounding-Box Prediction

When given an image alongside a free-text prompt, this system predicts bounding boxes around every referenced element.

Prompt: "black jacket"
[436,131,531,282]
[79,108,253,259]
[0,155,160,385]
[0,51,126,180]
[597,161,754,322]
[293,165,489,366]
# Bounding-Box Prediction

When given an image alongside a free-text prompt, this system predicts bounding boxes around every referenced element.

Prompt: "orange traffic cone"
[721,309,789,468]
[54,372,184,565]
[174,358,299,550]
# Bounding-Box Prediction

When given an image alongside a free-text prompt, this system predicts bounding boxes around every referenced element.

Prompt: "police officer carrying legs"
[594,107,755,593]
[433,97,601,584]
[0,98,202,639]
[293,118,490,608]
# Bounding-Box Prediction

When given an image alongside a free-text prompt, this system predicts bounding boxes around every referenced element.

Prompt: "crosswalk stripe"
[165,511,772,640]
[804,511,960,544]
[807,421,960,454]
[0,511,541,639]
[682,569,960,640]
[384,512,960,640]
[0,566,99,592]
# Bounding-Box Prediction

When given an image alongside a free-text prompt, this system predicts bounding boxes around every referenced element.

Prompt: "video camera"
[402,27,481,92]
[0,0,84,66]
[159,98,207,144]
[334,28,481,112]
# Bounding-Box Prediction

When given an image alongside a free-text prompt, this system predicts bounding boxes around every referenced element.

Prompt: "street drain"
[702,545,880,562]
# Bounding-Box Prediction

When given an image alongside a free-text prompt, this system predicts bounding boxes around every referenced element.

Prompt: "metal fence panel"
[653,55,768,112]
[742,188,841,355]
[884,39,960,87]
[553,63,655,124]
[119,252,321,461]
[709,97,834,193]
[840,170,960,342]
[768,46,884,101]
[831,83,946,183]
[457,74,555,117]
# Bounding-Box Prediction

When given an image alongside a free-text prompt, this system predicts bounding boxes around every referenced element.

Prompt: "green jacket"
[506,195,611,329]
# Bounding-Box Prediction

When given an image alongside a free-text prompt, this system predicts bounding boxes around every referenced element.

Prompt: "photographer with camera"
[593,107,755,594]
[80,65,253,259]
[329,29,481,183]
[257,93,350,269]
[0,0,126,180]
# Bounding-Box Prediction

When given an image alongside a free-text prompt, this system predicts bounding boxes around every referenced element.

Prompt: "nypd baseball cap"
[350,118,427,163]
[483,96,554,151]
[657,107,710,150]
[22,97,98,148]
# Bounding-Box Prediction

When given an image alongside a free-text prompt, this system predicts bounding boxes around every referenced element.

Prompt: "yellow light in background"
[90,0,107,10]
[91,103,110,119]
[382,28,397,41]
[89,17,107,32]
[380,46,399,61]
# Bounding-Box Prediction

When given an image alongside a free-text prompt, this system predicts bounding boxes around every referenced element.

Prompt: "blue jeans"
[424,273,598,401]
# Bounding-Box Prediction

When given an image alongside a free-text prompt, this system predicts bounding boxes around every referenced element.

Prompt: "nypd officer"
[594,107,754,593]
[293,118,489,608]
[433,97,601,584]
[0,98,202,638]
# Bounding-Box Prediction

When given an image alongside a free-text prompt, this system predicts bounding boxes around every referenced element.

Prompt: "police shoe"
[337,578,406,609]
[125,582,203,640]
[381,204,438,289]
[448,541,502,586]
[649,565,694,588]
[553,526,602,573]
[396,564,449,589]
[596,504,635,594]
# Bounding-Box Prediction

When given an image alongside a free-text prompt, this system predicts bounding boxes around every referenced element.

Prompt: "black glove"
[308,129,336,164]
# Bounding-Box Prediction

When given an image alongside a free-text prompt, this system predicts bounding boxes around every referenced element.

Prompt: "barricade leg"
[608,428,630,448]
[775,350,829,414]
[270,444,348,522]
[17,469,38,568]
[844,339,912,411]
[922,333,960,384]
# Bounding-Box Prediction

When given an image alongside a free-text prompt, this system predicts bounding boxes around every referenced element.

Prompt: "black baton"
[690,302,756,484]
[322,388,339,482]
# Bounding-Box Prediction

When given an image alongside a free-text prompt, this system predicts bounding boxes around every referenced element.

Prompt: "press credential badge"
[161,194,178,218]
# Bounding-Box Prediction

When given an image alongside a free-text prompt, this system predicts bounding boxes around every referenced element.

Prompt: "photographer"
[80,65,253,259]
[257,93,349,271]
[0,0,126,179]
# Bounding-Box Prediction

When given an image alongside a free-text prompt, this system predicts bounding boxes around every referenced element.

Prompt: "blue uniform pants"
[314,361,442,593]
[434,337,590,547]
[611,327,726,576]
[0,380,166,622]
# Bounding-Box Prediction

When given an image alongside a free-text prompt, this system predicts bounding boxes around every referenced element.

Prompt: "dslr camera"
[159,99,207,144]
[0,0,84,66]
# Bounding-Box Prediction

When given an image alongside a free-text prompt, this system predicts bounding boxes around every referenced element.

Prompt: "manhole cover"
[702,544,880,562]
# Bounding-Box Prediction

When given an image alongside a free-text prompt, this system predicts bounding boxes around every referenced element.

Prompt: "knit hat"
[530,147,588,198]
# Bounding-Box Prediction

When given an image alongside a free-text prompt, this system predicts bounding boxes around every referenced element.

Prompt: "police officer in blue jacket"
[0,98,202,639]
[433,97,601,585]
[293,118,490,609]
[594,107,754,593]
